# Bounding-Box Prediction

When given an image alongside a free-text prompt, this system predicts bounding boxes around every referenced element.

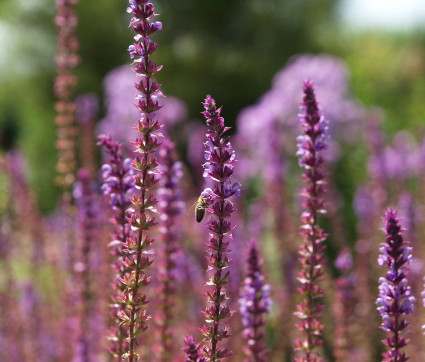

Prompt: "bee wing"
[186,199,199,215]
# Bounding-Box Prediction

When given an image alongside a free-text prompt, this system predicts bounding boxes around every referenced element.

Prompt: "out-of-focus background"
[1,0,424,212]
[1,2,425,361]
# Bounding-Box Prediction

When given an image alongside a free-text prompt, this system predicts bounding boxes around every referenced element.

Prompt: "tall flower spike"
[294,80,329,361]
[121,1,163,360]
[239,239,272,362]
[154,139,184,359]
[199,95,241,361]
[54,0,80,200]
[377,208,415,362]
[98,135,134,360]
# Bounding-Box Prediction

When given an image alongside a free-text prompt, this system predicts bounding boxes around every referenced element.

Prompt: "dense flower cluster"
[376,208,415,362]
[118,1,164,360]
[184,335,206,362]
[98,135,134,359]
[154,139,184,358]
[294,80,329,361]
[239,240,272,362]
[199,95,241,361]
[54,0,80,198]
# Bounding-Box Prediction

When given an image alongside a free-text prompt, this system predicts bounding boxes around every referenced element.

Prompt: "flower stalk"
[294,80,329,361]
[119,1,163,360]
[155,139,184,360]
[73,169,99,362]
[199,95,241,360]
[333,250,355,361]
[54,0,80,200]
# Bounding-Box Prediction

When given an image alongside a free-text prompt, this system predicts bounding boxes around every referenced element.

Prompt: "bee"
[193,195,209,223]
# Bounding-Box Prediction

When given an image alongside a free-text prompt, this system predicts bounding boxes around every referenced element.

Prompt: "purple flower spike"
[377,208,415,362]
[115,1,163,360]
[239,240,272,362]
[294,81,329,361]
[199,95,240,361]
[97,135,134,359]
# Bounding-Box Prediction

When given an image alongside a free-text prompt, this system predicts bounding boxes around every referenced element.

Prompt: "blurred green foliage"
[0,0,425,212]
[329,30,425,134]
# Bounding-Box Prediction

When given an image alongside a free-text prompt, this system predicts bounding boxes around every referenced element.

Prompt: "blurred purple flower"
[239,240,272,362]
[54,0,80,195]
[73,169,102,362]
[333,249,356,360]
[334,249,353,273]
[353,185,379,222]
[186,123,208,171]
[154,139,185,359]
[75,93,99,125]
[368,131,422,182]
[398,192,423,277]
[236,54,364,183]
